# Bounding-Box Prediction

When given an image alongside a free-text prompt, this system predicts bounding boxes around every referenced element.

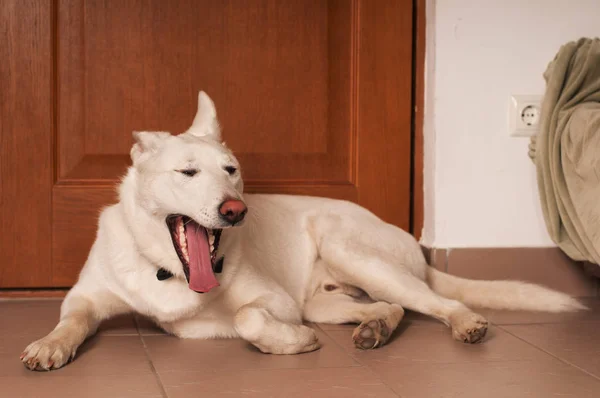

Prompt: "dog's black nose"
[219,199,247,225]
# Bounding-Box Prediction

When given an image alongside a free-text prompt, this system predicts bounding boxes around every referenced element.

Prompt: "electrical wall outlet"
[509,95,543,137]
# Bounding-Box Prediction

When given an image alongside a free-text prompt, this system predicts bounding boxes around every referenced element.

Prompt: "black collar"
[156,268,174,280]
[156,256,225,281]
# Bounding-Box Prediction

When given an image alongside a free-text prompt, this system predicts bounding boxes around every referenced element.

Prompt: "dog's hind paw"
[352,319,391,350]
[451,312,488,344]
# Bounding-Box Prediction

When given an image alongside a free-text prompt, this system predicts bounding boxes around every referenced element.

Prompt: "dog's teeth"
[209,235,215,245]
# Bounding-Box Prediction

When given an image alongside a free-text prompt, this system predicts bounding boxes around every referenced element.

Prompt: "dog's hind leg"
[304,292,404,349]
[21,288,130,371]
[310,213,488,343]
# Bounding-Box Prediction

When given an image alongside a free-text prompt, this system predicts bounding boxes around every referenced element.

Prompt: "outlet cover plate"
[509,95,543,137]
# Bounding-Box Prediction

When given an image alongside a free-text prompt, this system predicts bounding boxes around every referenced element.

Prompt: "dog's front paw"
[254,325,321,355]
[292,325,322,354]
[21,336,76,371]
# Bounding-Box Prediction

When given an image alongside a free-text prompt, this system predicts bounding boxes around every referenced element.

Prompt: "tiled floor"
[1,298,600,398]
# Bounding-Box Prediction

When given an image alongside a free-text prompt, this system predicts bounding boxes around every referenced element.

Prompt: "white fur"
[21,91,587,371]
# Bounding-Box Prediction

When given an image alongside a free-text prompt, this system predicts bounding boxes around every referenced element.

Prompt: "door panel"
[1,0,414,288]
[58,0,350,183]
[52,186,117,286]
[357,1,413,229]
[0,0,54,287]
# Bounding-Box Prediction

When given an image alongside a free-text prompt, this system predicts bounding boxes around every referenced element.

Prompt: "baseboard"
[421,247,599,298]
[0,289,68,299]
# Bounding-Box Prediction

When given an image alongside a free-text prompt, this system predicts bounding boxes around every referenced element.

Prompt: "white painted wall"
[421,0,600,248]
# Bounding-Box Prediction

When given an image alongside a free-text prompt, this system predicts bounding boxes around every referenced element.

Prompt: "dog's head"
[129,91,245,293]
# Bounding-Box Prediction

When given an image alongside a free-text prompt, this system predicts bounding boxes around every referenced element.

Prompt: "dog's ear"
[183,91,222,141]
[130,131,171,165]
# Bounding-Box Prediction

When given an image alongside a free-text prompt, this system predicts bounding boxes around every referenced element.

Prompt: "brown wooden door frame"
[411,0,426,241]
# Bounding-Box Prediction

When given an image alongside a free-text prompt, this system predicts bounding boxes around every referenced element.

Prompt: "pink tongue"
[186,224,220,293]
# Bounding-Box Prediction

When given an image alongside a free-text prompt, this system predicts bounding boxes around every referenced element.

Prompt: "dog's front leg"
[21,289,130,371]
[234,297,321,355]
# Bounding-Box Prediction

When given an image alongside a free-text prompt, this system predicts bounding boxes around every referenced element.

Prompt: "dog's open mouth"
[166,215,223,293]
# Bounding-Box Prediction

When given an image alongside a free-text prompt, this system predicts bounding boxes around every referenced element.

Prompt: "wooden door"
[0,0,415,288]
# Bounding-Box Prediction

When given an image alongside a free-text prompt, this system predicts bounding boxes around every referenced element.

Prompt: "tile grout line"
[313,323,362,367]
[135,317,170,398]
[314,324,405,398]
[444,248,450,273]
[497,324,600,382]
[491,321,600,327]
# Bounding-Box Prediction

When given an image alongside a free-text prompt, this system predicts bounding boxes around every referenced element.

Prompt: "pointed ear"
[183,91,222,141]
[130,131,171,165]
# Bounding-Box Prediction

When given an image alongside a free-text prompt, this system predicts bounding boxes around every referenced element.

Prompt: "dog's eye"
[178,169,198,177]
[224,166,237,175]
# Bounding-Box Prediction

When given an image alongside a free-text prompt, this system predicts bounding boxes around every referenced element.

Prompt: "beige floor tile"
[135,315,168,335]
[0,299,63,339]
[374,359,600,398]
[325,323,547,368]
[0,374,164,398]
[402,310,442,323]
[98,313,139,335]
[0,299,139,336]
[316,323,358,332]
[446,248,597,297]
[502,322,600,378]
[0,300,64,377]
[160,367,398,398]
[55,335,151,376]
[145,327,358,373]
[1,335,151,377]
[3,297,600,397]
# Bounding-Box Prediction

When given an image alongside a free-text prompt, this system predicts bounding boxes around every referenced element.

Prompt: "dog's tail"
[426,267,588,312]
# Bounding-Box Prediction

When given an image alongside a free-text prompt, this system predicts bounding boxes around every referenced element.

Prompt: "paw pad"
[352,319,390,350]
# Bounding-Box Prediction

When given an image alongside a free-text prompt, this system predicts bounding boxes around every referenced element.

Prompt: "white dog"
[21,92,585,371]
